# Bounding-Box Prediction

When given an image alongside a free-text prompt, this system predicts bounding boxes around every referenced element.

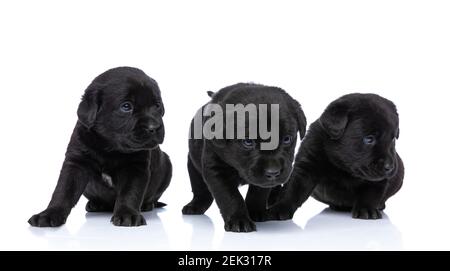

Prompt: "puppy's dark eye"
[363,135,376,145]
[282,135,293,145]
[155,102,162,109]
[241,139,256,149]
[120,102,133,113]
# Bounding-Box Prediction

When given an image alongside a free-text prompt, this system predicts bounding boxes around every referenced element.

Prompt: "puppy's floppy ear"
[294,100,307,139]
[77,84,101,129]
[319,98,350,140]
[159,100,165,116]
[201,103,227,148]
[211,139,227,148]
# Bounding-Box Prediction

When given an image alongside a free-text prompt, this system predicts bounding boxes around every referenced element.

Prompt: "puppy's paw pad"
[352,207,382,219]
[111,213,147,227]
[224,216,256,233]
[28,208,67,227]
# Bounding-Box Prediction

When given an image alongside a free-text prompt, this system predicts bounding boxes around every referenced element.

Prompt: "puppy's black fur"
[266,93,404,220]
[182,83,307,232]
[28,67,172,227]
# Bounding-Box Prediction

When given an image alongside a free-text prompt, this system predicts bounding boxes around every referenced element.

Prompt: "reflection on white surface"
[28,210,170,250]
[182,215,215,250]
[300,208,402,250]
[26,207,401,250]
[219,208,401,250]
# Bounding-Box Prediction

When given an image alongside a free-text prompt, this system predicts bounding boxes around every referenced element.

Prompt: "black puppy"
[182,83,306,232]
[28,67,172,227]
[266,93,404,220]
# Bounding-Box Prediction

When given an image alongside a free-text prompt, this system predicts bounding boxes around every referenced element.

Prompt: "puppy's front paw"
[28,207,68,227]
[352,206,382,219]
[265,203,295,221]
[111,208,146,226]
[182,199,210,215]
[224,215,256,233]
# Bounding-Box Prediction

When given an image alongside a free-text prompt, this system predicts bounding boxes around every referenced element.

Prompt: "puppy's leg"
[352,183,386,219]
[182,157,213,215]
[208,178,255,232]
[28,161,94,227]
[202,160,256,232]
[245,185,271,222]
[110,165,149,227]
[84,181,116,212]
[86,200,114,212]
[142,151,172,212]
[266,166,317,221]
[267,185,282,207]
[329,205,352,212]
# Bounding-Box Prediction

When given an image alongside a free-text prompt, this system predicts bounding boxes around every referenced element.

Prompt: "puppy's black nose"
[147,123,161,134]
[384,162,394,174]
[264,168,281,181]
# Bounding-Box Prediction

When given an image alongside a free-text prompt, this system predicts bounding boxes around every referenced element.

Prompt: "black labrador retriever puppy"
[28,67,172,227]
[266,93,404,220]
[182,83,306,232]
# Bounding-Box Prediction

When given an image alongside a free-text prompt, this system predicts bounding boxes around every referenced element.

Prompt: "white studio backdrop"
[0,0,449,250]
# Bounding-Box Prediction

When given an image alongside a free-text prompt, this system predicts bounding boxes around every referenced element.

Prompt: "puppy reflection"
[219,220,302,250]
[183,215,215,250]
[76,210,170,249]
[302,208,402,250]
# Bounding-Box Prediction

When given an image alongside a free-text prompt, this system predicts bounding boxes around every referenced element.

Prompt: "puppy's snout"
[384,161,394,174]
[378,157,395,175]
[264,167,281,181]
[146,123,161,134]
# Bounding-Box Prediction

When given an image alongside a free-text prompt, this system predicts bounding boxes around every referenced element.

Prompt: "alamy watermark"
[189,103,280,150]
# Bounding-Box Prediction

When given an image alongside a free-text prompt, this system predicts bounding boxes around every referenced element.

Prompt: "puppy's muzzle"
[383,161,395,175]
[256,168,288,188]
[143,123,162,135]
[377,156,397,178]
[264,167,281,181]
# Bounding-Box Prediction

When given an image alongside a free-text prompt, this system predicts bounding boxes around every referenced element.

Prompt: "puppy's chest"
[98,162,150,188]
[98,163,118,188]
[101,172,114,188]
[322,173,362,190]
[96,159,142,188]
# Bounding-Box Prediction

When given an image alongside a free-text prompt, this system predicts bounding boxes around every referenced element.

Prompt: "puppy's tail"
[207,91,214,97]
[154,202,167,208]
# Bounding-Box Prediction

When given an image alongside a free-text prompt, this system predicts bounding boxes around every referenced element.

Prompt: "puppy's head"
[319,93,400,181]
[209,84,307,188]
[77,67,165,152]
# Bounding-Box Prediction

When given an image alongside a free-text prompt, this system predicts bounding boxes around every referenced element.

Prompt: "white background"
[0,0,449,250]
